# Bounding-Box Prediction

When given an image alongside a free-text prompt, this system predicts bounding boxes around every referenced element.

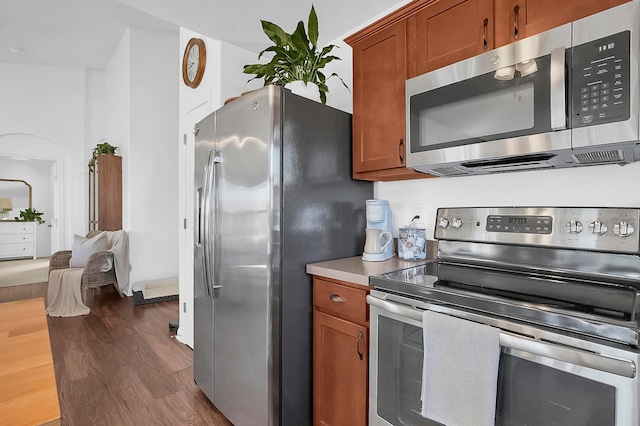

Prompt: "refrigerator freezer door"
[212,86,280,425]
[193,112,215,402]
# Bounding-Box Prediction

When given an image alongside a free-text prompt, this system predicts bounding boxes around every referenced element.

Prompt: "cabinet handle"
[398,138,404,164]
[483,18,489,51]
[356,330,364,360]
[513,5,520,40]
[329,293,346,303]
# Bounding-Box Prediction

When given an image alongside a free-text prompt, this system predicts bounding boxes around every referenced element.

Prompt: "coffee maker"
[362,199,395,261]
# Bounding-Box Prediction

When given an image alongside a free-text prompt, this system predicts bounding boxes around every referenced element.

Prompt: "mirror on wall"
[0,179,32,221]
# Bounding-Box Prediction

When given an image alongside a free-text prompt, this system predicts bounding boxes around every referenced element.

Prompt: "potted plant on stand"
[242,5,348,104]
[88,139,118,173]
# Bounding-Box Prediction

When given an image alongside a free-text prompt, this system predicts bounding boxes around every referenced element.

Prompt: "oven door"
[368,293,640,426]
[406,24,571,174]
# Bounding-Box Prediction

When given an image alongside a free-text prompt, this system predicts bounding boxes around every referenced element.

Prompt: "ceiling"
[0,0,406,70]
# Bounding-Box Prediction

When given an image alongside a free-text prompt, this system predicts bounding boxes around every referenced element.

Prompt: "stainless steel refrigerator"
[193,85,373,426]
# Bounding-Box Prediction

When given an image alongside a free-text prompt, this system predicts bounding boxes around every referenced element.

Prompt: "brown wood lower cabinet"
[313,277,369,426]
[313,311,368,426]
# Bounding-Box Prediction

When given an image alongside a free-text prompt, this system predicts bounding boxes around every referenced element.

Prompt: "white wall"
[0,63,91,249]
[377,162,640,236]
[105,27,180,293]
[105,30,132,232]
[0,158,53,256]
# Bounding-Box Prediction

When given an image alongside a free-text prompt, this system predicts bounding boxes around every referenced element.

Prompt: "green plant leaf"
[291,21,310,53]
[261,20,291,47]
[88,139,117,172]
[308,5,318,48]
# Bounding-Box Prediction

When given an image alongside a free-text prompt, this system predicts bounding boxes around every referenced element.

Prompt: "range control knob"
[589,220,608,236]
[450,217,463,229]
[437,217,450,228]
[565,220,583,234]
[613,221,635,237]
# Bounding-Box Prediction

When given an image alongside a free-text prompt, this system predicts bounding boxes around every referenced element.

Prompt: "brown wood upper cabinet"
[494,0,630,47]
[347,18,435,181]
[351,21,407,177]
[410,0,494,77]
[345,0,630,182]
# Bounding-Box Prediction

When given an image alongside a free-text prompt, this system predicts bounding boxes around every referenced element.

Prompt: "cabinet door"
[413,0,494,76]
[352,20,407,175]
[313,310,368,426]
[494,0,630,47]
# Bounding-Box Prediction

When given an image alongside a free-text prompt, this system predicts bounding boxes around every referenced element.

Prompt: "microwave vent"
[572,150,624,164]
[431,167,469,176]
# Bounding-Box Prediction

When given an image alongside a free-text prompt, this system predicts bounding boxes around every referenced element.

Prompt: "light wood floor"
[0,283,232,426]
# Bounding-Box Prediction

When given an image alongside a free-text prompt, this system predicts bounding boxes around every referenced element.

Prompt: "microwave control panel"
[572,31,630,128]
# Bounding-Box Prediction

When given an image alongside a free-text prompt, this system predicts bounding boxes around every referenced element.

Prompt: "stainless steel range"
[368,207,640,426]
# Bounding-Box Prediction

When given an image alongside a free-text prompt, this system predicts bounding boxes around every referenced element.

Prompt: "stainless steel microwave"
[406,0,640,177]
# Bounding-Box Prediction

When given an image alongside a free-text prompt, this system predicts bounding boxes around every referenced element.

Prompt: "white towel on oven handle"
[421,310,500,426]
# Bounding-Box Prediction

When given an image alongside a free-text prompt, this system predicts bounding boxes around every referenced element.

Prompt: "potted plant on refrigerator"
[242,5,348,104]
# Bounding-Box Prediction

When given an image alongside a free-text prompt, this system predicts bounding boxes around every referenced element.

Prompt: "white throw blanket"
[104,230,130,295]
[421,310,500,426]
[46,268,89,317]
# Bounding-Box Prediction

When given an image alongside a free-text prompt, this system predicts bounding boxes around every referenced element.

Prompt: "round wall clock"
[182,38,206,88]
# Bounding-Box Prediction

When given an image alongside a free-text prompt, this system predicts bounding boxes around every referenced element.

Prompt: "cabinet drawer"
[0,244,34,257]
[314,278,368,323]
[1,233,34,244]
[0,223,34,235]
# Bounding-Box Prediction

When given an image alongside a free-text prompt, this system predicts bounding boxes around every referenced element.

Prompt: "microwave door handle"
[550,46,567,130]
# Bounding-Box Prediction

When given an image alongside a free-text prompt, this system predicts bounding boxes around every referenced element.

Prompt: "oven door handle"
[367,296,637,378]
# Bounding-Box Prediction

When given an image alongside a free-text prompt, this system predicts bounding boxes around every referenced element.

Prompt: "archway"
[0,133,67,258]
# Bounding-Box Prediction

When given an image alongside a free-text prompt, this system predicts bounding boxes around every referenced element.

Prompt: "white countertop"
[306,254,433,286]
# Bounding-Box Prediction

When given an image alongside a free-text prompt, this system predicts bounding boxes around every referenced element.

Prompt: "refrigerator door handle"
[211,150,222,298]
[203,149,222,299]
[196,187,203,248]
[202,150,215,298]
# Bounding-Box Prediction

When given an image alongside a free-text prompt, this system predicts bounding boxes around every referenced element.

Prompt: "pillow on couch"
[69,232,108,268]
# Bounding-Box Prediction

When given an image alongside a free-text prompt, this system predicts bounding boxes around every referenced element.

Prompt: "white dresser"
[0,222,37,260]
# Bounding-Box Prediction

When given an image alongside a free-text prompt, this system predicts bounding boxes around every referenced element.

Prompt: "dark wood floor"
[0,282,233,426]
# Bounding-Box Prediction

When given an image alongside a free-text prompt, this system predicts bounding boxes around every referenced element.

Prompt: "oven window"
[496,355,615,426]
[376,316,616,426]
[377,316,440,425]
